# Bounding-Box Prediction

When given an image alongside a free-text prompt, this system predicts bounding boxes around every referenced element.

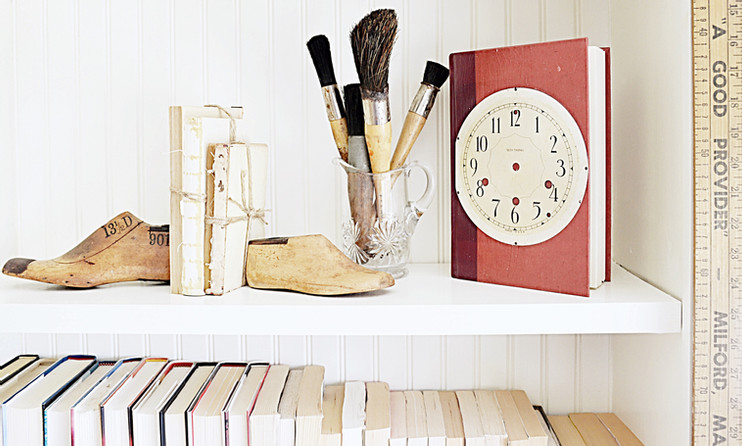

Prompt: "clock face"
[454,87,589,246]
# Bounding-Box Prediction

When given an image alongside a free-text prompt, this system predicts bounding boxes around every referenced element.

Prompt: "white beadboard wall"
[0,0,616,414]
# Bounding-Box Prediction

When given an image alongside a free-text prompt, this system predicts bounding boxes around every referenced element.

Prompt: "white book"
[423,390,447,446]
[510,391,548,446]
[188,362,246,446]
[131,361,194,446]
[341,381,365,446]
[588,46,608,289]
[295,365,325,446]
[0,357,54,446]
[224,364,269,446]
[474,390,507,446]
[319,385,343,446]
[45,361,114,446]
[0,355,39,384]
[100,358,168,446]
[456,391,486,446]
[251,365,290,446]
[277,369,303,446]
[161,363,216,446]
[439,391,465,446]
[169,105,245,296]
[405,391,428,446]
[389,391,407,446]
[2,355,96,446]
[363,382,390,446]
[493,391,529,446]
[70,358,140,446]
[208,142,269,295]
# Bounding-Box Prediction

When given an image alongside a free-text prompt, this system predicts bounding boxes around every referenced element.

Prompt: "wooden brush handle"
[330,118,349,162]
[347,173,377,250]
[391,112,426,170]
[364,121,392,173]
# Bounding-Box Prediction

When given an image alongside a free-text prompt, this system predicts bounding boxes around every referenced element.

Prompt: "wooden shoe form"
[246,234,394,295]
[2,211,169,288]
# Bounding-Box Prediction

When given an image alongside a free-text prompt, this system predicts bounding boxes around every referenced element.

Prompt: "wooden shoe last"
[2,211,169,288]
[246,234,394,295]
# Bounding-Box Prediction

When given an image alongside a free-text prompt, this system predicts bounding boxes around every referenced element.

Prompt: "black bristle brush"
[307,34,348,162]
[390,61,450,170]
[343,83,371,173]
[350,8,398,175]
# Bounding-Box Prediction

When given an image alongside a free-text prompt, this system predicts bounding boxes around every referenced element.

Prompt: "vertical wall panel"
[580,0,611,46]
[474,0,507,49]
[245,335,276,363]
[84,334,116,359]
[277,335,308,366]
[310,336,342,385]
[478,336,509,389]
[76,0,110,236]
[510,0,542,45]
[445,336,476,390]
[377,335,408,389]
[205,0,238,105]
[545,335,578,414]
[148,334,179,359]
[140,0,171,223]
[512,335,543,403]
[0,0,16,261]
[411,336,442,390]
[344,336,375,381]
[0,335,23,364]
[578,334,612,411]
[14,0,49,257]
[545,0,578,42]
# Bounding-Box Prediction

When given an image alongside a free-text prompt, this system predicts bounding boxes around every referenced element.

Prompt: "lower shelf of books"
[0,354,643,446]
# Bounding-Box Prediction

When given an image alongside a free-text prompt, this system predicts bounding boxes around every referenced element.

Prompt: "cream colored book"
[188,363,246,446]
[278,369,304,446]
[405,390,428,446]
[342,381,366,446]
[0,354,38,384]
[389,391,407,446]
[296,365,325,446]
[439,391,465,446]
[251,365,290,446]
[494,390,529,446]
[456,390,485,446]
[225,364,269,446]
[533,406,559,446]
[474,390,507,446]
[423,390,446,446]
[0,356,53,446]
[319,385,343,446]
[169,105,244,295]
[207,141,269,295]
[548,416,587,446]
[596,413,644,445]
[568,413,619,445]
[161,363,217,446]
[364,382,391,446]
[510,390,548,446]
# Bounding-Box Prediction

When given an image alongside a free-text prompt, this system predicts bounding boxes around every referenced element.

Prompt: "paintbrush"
[343,83,376,251]
[307,34,348,162]
[390,61,449,170]
[350,8,398,175]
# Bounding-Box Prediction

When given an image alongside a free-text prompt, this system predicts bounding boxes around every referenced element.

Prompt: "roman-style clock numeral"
[492,117,500,133]
[535,116,540,133]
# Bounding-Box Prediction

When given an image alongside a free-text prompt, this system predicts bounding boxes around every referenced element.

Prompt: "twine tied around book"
[169,104,269,274]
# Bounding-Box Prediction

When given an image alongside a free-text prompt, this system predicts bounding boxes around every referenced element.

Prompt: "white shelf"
[0,263,680,336]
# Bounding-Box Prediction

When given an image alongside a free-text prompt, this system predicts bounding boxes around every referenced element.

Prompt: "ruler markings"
[694,0,742,444]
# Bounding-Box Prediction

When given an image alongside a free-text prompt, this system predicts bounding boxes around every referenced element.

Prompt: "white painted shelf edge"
[0,263,681,336]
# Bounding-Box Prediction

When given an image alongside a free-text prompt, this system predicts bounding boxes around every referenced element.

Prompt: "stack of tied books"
[169,105,269,296]
[0,354,644,445]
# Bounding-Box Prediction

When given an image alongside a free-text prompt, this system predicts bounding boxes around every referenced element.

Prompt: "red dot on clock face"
[482,178,489,186]
[547,212,552,217]
[545,180,553,189]
[512,197,520,206]
[512,163,520,171]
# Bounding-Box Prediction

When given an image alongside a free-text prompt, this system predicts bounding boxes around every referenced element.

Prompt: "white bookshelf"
[0,263,680,336]
[0,0,693,444]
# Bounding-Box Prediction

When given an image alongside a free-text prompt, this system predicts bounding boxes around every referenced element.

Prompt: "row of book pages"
[0,354,644,446]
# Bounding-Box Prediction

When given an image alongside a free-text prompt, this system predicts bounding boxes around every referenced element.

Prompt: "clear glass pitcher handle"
[405,162,436,217]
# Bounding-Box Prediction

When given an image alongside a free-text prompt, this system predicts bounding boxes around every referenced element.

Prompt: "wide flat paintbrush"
[390,61,449,170]
[350,8,398,176]
[307,35,348,162]
[344,83,376,251]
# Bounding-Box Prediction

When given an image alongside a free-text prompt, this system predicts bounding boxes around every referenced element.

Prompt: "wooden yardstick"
[693,0,742,444]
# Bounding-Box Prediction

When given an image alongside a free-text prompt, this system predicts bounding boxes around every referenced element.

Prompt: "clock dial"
[455,87,589,246]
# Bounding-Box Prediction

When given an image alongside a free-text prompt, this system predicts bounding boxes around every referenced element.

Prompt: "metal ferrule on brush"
[321,84,345,121]
[409,83,440,118]
[361,89,391,125]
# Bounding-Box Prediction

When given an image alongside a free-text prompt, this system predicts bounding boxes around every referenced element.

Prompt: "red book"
[449,38,611,297]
